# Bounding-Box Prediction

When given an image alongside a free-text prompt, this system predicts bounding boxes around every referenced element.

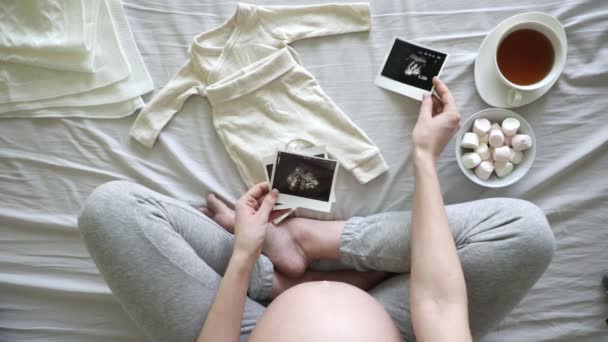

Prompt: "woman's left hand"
[233,182,279,262]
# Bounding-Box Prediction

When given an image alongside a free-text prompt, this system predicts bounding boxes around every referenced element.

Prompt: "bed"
[1,0,607,340]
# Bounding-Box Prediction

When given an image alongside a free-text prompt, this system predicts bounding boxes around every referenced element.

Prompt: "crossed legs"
[78,181,555,342]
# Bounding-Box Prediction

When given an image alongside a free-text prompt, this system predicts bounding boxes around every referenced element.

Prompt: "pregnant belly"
[249,281,403,342]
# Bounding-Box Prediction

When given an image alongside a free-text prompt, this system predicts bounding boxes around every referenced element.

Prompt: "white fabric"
[129,2,370,145]
[130,2,387,185]
[0,0,154,117]
[0,0,86,50]
[2,97,144,119]
[0,0,131,103]
[0,0,99,72]
[0,0,607,341]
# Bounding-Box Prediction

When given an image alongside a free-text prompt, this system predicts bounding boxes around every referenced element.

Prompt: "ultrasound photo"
[381,38,447,91]
[265,153,325,181]
[272,151,337,203]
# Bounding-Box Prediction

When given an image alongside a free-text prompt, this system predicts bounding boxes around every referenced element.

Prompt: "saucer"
[474,12,567,108]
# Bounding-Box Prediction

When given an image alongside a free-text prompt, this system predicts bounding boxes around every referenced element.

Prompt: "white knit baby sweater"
[131,2,388,186]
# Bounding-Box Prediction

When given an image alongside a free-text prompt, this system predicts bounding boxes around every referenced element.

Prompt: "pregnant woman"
[78,78,555,342]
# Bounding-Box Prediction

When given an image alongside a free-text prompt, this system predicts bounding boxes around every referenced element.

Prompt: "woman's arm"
[196,251,254,342]
[409,78,472,342]
[197,183,278,342]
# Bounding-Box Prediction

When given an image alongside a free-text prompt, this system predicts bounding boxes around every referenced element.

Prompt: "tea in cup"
[494,21,565,106]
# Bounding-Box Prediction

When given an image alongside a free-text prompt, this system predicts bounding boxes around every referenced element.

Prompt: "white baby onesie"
[130,2,388,187]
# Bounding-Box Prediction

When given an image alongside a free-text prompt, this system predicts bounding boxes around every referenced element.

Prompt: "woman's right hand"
[412,77,462,162]
[233,182,278,263]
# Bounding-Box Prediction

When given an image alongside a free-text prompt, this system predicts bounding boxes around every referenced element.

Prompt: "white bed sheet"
[1,0,607,341]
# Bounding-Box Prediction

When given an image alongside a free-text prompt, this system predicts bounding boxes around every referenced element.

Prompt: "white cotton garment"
[0,0,153,117]
[0,0,130,104]
[130,2,388,186]
[0,0,99,72]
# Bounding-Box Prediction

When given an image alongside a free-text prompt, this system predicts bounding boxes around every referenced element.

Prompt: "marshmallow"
[478,133,489,144]
[510,150,523,164]
[491,123,501,131]
[473,118,492,135]
[462,152,482,169]
[511,134,533,152]
[493,145,512,163]
[474,161,494,180]
[476,143,491,160]
[488,126,505,148]
[494,161,514,177]
[501,118,520,136]
[504,135,512,147]
[461,132,479,149]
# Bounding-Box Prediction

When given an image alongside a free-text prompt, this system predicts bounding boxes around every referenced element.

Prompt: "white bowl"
[455,108,536,188]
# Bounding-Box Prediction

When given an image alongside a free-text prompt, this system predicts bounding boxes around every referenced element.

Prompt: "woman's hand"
[412,77,462,162]
[198,182,278,342]
[233,182,279,262]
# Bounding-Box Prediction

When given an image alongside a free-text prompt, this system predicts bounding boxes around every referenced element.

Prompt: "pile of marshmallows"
[461,117,532,180]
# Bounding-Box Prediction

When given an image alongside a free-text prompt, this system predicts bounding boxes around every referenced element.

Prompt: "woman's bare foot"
[200,194,311,277]
[199,194,235,232]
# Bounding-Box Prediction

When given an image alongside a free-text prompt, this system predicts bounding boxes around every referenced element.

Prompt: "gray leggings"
[78,181,555,342]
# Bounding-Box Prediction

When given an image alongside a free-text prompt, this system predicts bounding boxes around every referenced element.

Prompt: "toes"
[198,207,211,216]
[207,193,230,213]
[206,194,219,212]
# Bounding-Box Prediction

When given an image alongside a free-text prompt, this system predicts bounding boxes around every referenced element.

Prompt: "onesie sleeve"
[256,3,371,44]
[129,57,205,148]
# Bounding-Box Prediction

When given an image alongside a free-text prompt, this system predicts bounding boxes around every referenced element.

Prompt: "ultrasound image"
[381,39,447,91]
[272,152,335,202]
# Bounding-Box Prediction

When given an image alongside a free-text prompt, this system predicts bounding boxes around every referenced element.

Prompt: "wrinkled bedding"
[1,0,607,341]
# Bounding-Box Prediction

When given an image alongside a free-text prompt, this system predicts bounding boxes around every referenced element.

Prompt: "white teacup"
[494,21,565,106]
